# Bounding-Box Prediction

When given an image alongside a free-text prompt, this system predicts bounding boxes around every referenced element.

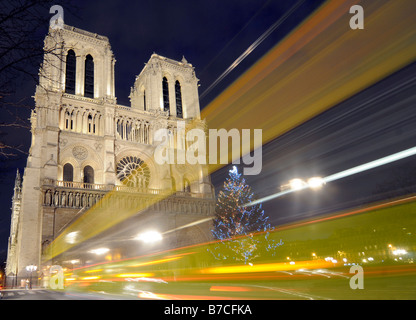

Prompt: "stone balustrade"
[56,180,108,190]
[41,179,215,214]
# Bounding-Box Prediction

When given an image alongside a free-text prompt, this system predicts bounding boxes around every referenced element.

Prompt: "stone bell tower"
[130,53,200,119]
[6,24,215,281]
[7,24,117,278]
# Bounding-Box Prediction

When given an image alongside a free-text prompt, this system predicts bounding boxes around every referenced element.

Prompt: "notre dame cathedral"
[5,24,215,283]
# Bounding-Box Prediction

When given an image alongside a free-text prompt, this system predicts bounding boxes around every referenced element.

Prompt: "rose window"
[116,156,150,188]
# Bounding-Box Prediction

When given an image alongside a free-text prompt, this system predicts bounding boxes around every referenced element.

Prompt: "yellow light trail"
[80,276,100,280]
[59,196,416,300]
[43,0,416,260]
[84,269,103,273]
[115,273,154,278]
[202,0,416,170]
[128,256,182,268]
[201,259,333,275]
[210,286,254,292]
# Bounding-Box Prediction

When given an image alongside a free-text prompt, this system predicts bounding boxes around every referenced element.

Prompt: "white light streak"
[162,217,213,236]
[135,231,163,243]
[244,146,416,207]
[200,0,306,100]
[323,146,416,183]
[89,248,110,255]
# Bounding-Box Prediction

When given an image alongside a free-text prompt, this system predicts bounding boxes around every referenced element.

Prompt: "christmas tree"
[210,166,277,264]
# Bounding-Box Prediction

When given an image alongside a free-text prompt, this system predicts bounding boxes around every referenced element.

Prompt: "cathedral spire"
[13,169,22,195]
[15,169,20,183]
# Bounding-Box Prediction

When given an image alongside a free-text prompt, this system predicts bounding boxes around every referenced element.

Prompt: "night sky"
[1,0,415,266]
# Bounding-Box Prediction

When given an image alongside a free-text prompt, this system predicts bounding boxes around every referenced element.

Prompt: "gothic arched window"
[94,115,99,134]
[84,54,94,98]
[183,178,190,192]
[175,80,183,118]
[87,114,93,133]
[63,163,73,182]
[65,111,70,129]
[126,121,132,140]
[116,119,121,138]
[83,165,94,184]
[143,90,146,111]
[162,77,169,113]
[65,50,76,94]
[70,111,74,130]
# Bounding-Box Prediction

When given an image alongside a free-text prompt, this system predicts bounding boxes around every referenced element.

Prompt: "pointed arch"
[175,80,183,118]
[84,54,94,98]
[70,110,74,130]
[93,113,97,134]
[65,50,76,94]
[64,110,70,129]
[63,163,74,182]
[183,178,190,192]
[83,165,94,184]
[162,77,169,113]
[87,114,93,133]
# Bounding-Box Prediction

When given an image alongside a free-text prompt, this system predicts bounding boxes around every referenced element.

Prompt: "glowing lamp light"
[307,177,325,189]
[289,179,305,191]
[229,166,238,174]
[65,231,79,244]
[89,248,110,255]
[392,249,407,256]
[26,265,37,272]
[135,230,163,243]
[244,146,416,208]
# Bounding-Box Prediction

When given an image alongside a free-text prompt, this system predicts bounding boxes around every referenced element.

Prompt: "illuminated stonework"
[116,156,150,188]
[5,24,215,283]
[72,146,88,160]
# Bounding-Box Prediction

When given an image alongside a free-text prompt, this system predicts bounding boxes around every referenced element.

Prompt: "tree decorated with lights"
[210,166,277,264]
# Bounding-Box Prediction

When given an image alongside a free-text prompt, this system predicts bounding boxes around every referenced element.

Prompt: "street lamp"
[307,177,325,189]
[288,178,305,191]
[286,177,325,191]
[244,176,326,207]
[25,265,37,289]
[135,230,163,243]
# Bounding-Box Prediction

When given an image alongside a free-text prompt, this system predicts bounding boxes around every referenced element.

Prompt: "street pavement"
[0,288,124,300]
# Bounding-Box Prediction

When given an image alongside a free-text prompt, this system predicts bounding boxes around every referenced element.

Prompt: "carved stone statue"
[68,192,73,207]
[45,190,52,206]
[75,193,80,207]
[61,192,66,207]
[54,191,59,206]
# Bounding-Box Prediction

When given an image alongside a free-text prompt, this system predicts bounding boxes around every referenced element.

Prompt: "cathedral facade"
[5,25,215,282]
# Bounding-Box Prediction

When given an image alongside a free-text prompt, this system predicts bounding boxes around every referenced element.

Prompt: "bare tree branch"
[0,0,79,159]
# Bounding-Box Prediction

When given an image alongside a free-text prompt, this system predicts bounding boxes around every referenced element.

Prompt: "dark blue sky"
[1,0,415,266]
[66,0,326,107]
